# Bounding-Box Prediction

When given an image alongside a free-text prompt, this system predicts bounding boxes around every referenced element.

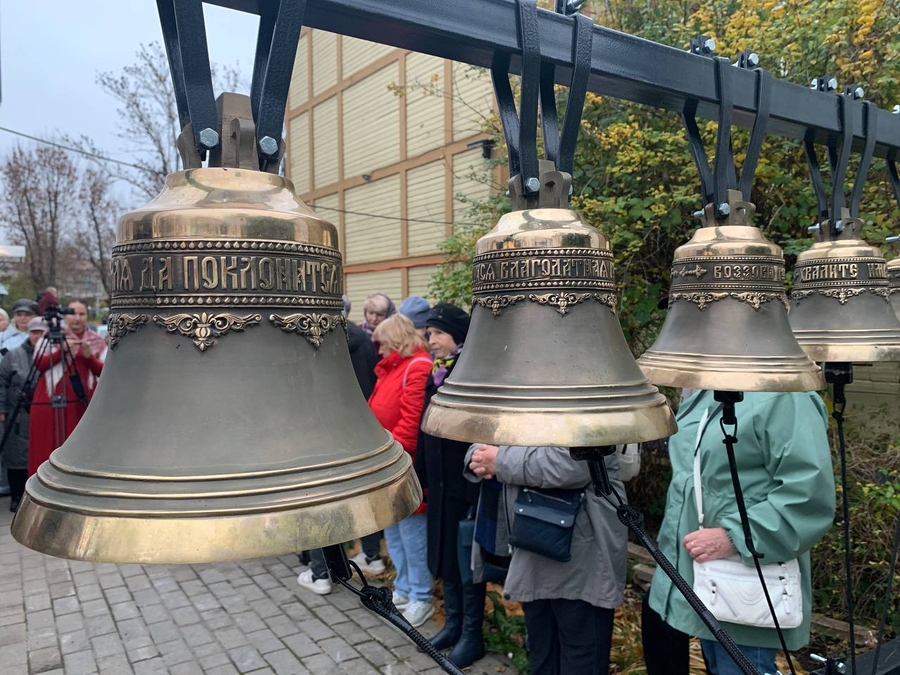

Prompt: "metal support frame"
[208,0,900,157]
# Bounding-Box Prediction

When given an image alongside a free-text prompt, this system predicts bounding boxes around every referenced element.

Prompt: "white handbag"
[690,408,803,629]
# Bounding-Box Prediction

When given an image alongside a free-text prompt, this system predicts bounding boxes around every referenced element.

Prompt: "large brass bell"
[887,243,900,321]
[638,191,823,392]
[789,210,900,362]
[12,97,421,564]
[421,169,676,447]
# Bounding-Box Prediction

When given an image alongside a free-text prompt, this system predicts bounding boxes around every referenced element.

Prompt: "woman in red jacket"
[370,314,434,627]
[28,303,105,477]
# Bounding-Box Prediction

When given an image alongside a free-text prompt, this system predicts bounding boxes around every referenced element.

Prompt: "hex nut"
[198,128,220,149]
[259,136,280,156]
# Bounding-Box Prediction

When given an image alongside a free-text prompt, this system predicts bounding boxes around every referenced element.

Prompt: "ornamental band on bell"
[108,239,346,351]
[471,248,619,316]
[667,255,790,311]
[791,256,895,305]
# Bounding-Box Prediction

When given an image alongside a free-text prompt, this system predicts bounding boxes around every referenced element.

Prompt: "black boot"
[447,581,486,668]
[424,581,463,651]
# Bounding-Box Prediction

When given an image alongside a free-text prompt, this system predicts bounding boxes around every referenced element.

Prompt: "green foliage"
[483,590,529,673]
[810,410,900,630]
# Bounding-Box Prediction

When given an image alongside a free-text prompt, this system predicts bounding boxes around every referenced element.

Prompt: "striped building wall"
[286,30,497,324]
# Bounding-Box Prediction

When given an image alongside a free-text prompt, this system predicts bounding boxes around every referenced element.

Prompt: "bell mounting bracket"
[493,0,591,211]
[156,0,307,173]
[804,83,876,241]
[683,44,771,223]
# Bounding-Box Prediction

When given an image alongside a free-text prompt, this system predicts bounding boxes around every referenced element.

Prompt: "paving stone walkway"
[0,499,510,675]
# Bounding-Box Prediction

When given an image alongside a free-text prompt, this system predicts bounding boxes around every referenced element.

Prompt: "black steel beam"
[205,0,900,157]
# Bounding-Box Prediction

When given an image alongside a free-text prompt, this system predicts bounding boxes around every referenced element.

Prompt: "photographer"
[0,318,47,511]
[27,301,105,477]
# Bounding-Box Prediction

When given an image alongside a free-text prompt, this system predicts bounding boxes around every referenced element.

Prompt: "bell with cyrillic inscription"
[888,250,900,321]
[788,210,900,362]
[421,205,676,447]
[12,95,422,564]
[637,190,823,392]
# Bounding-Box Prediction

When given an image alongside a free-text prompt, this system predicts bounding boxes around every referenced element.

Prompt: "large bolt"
[834,220,845,233]
[717,203,731,217]
[693,210,705,219]
[808,224,821,232]
[827,77,839,91]
[524,177,541,193]
[747,52,760,68]
[703,38,716,54]
[893,105,900,114]
[198,127,220,150]
[853,86,865,100]
[886,235,900,243]
[258,136,280,157]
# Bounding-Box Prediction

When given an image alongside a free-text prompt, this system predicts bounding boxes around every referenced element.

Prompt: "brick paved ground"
[0,500,511,675]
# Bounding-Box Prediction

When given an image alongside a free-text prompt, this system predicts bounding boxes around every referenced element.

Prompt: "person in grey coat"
[467,444,627,675]
[0,317,47,511]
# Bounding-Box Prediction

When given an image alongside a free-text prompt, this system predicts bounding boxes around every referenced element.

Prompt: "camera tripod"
[0,307,89,495]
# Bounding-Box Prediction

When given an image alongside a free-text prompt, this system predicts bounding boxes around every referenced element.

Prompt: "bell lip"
[11,457,422,565]
[420,397,677,446]
[637,361,825,392]
[794,342,900,363]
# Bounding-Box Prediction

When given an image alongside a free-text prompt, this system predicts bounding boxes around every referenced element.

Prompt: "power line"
[0,126,486,227]
[313,204,479,227]
[0,126,153,172]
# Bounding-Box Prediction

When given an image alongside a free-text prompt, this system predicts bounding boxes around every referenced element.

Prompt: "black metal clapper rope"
[805,88,880,675]
[156,0,306,172]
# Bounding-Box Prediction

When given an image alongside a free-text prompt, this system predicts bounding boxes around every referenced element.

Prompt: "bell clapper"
[322,544,467,675]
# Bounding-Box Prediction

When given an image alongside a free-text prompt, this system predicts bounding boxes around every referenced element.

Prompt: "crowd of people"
[0,285,839,674]
[0,288,107,512]
[294,291,837,675]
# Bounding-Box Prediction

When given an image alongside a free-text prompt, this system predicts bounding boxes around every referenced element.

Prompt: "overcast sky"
[0,0,257,166]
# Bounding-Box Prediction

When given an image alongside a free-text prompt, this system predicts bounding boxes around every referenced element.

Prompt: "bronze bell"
[12,96,421,564]
[789,210,900,363]
[638,190,823,392]
[887,243,900,321]
[421,169,676,447]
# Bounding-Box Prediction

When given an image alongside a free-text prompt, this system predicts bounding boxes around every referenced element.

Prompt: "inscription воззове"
[110,253,342,296]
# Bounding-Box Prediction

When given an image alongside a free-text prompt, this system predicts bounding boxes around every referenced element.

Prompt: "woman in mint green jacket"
[647,390,835,675]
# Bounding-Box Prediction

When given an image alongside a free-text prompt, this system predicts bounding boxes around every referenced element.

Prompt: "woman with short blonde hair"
[372,314,428,359]
[362,292,396,336]
[368,313,434,627]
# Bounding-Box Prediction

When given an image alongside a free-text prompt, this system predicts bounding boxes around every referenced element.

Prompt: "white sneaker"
[297,568,332,595]
[402,599,435,628]
[350,551,386,575]
[391,591,410,609]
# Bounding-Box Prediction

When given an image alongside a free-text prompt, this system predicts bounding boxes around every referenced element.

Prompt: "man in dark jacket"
[346,320,377,399]
[0,318,47,511]
[297,298,384,595]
